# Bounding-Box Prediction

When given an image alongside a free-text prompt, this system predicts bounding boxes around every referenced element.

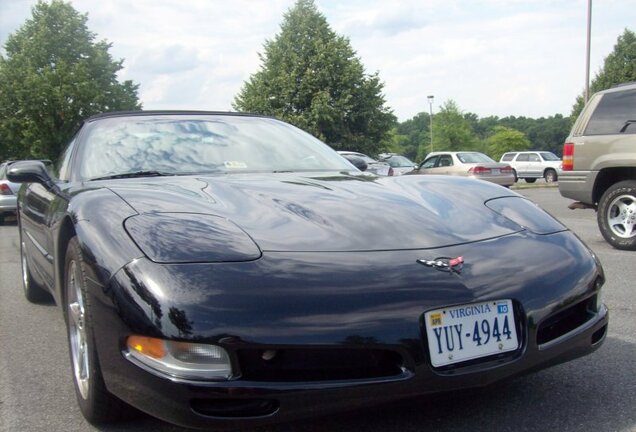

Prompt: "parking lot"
[0,187,634,432]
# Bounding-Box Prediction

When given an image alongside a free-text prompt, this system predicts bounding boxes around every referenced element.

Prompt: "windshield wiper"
[90,170,175,181]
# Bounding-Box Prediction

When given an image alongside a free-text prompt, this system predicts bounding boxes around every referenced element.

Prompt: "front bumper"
[90,230,608,429]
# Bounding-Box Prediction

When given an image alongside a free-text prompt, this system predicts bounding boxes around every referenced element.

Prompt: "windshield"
[80,115,354,180]
[386,156,415,167]
[457,152,494,164]
[540,152,560,161]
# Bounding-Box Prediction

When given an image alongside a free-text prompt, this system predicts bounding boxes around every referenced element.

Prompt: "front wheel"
[544,169,557,183]
[597,180,636,250]
[64,237,133,423]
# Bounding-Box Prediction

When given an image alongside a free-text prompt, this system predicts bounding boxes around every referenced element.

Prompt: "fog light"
[126,336,232,380]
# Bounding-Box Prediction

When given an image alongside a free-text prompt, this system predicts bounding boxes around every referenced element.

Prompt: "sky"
[1,0,634,121]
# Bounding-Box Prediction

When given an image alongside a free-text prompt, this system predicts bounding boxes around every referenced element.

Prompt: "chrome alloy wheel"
[67,260,90,399]
[606,194,636,239]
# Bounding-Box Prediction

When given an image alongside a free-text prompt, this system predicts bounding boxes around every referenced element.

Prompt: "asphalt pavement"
[0,187,634,432]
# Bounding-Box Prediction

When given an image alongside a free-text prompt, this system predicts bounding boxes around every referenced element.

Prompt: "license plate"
[492,168,500,175]
[425,300,518,367]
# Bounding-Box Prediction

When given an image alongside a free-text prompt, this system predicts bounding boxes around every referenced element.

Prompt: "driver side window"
[421,156,439,169]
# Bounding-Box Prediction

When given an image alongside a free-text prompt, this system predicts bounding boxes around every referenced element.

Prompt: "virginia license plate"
[425,300,518,367]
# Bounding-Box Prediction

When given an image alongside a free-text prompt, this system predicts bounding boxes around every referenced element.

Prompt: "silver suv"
[500,151,561,183]
[559,82,636,250]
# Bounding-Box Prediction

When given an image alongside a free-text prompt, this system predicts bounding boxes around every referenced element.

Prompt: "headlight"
[485,197,566,234]
[126,335,232,380]
[124,213,261,263]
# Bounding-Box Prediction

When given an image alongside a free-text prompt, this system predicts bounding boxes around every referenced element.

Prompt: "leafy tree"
[0,0,140,161]
[421,100,477,159]
[486,126,530,161]
[233,0,395,155]
[394,111,430,161]
[571,29,636,118]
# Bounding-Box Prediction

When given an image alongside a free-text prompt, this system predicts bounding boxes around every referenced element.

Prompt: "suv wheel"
[525,178,537,183]
[597,180,636,250]
[544,169,557,183]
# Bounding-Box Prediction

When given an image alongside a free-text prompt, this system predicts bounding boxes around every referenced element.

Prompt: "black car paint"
[12,112,608,430]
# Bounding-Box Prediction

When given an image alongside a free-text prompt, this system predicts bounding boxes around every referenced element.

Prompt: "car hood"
[107,172,522,252]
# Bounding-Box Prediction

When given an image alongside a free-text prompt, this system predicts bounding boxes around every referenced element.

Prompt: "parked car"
[9,111,607,429]
[500,151,562,183]
[0,160,51,224]
[559,82,636,250]
[378,153,417,175]
[410,151,515,187]
[338,151,393,176]
[0,161,21,224]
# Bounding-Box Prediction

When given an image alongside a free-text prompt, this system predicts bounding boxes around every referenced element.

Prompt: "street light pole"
[585,0,592,102]
[427,95,434,154]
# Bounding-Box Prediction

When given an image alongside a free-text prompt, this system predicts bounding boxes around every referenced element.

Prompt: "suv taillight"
[468,166,491,175]
[562,143,574,171]
[0,184,12,195]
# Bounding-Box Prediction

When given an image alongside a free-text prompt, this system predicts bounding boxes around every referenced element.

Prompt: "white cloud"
[0,0,634,120]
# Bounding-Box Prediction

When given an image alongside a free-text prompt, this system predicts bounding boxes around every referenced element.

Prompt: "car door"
[19,142,76,290]
[436,154,454,175]
[526,153,542,177]
[415,155,440,174]
[515,153,529,176]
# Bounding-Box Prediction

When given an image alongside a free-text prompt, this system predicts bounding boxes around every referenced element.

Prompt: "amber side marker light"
[127,335,166,359]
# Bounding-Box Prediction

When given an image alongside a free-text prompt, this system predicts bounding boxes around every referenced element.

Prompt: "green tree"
[421,100,477,159]
[486,126,530,161]
[233,0,395,155]
[395,111,430,161]
[0,0,141,161]
[571,29,636,118]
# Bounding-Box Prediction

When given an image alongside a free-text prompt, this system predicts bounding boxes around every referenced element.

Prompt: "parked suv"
[500,151,561,183]
[559,82,636,250]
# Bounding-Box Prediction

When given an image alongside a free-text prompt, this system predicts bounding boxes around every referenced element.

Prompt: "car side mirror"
[348,156,368,172]
[7,160,57,191]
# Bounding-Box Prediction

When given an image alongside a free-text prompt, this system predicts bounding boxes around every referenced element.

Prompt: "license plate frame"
[424,299,518,367]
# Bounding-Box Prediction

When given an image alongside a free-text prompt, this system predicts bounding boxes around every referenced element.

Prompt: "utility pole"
[427,95,434,154]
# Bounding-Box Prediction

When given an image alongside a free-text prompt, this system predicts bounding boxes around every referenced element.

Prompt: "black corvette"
[8,112,608,429]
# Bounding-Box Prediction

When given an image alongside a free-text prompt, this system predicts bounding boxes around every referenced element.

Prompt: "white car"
[500,151,562,183]
[0,161,21,225]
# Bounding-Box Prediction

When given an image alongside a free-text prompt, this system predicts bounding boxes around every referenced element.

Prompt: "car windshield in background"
[387,156,415,167]
[80,115,353,180]
[540,152,560,161]
[457,152,494,164]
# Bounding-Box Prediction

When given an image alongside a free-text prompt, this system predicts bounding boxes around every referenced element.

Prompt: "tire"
[0,213,4,225]
[525,178,537,183]
[512,169,518,183]
[64,237,133,423]
[597,180,636,250]
[19,233,51,303]
[544,169,557,183]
